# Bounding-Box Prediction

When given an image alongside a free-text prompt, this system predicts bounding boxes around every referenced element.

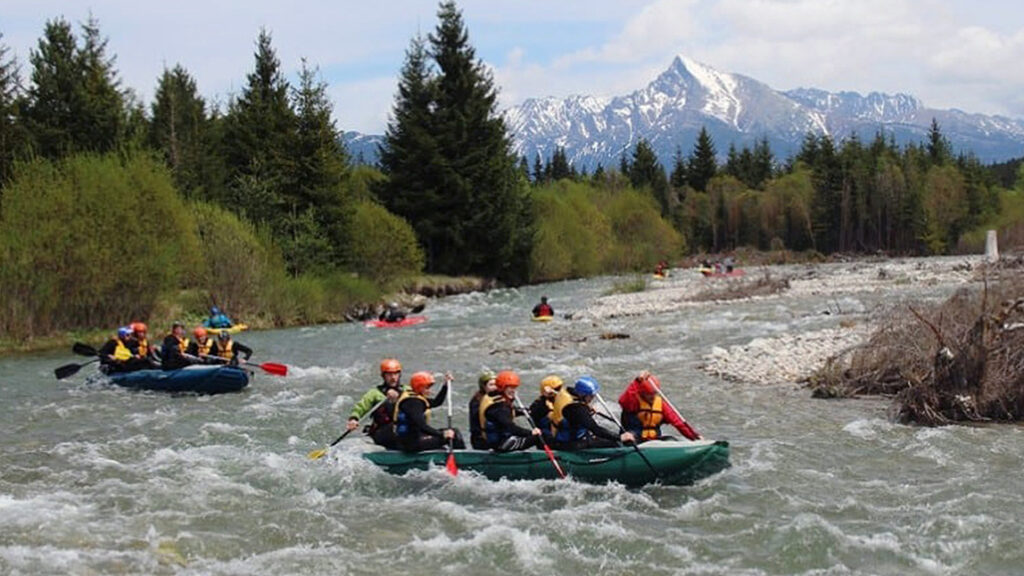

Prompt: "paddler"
[550,376,634,450]
[379,302,406,323]
[468,370,497,449]
[618,371,701,442]
[532,296,553,318]
[479,370,542,452]
[185,327,214,362]
[98,326,137,374]
[204,306,234,329]
[393,371,465,452]
[160,321,199,370]
[128,322,156,369]
[528,375,563,443]
[208,331,253,366]
[346,358,405,449]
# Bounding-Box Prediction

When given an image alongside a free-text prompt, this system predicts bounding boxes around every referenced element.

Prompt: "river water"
[1,261,1022,575]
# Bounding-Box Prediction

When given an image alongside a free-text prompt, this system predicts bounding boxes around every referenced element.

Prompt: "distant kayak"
[700,268,745,278]
[363,439,730,487]
[652,273,667,279]
[531,315,554,322]
[364,315,427,328]
[105,365,250,394]
[205,323,249,335]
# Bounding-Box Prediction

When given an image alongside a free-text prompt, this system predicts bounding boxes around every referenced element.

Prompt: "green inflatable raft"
[362,439,730,487]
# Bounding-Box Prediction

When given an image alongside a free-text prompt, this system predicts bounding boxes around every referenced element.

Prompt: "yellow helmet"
[539,375,563,395]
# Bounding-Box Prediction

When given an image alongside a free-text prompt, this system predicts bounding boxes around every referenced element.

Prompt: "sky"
[4,0,1024,135]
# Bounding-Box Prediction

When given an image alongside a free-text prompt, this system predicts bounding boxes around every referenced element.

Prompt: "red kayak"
[364,315,427,328]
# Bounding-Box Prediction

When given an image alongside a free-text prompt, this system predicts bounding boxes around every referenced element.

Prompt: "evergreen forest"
[1,1,1023,343]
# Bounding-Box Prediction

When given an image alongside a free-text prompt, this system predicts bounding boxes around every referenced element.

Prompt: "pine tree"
[531,152,544,184]
[0,33,26,184]
[150,64,209,196]
[669,146,687,189]
[629,138,670,214]
[549,146,571,181]
[926,117,952,166]
[751,136,774,188]
[688,127,717,192]
[221,28,297,230]
[75,15,123,153]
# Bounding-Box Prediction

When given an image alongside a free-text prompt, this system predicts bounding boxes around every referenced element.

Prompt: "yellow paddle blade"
[308,448,328,460]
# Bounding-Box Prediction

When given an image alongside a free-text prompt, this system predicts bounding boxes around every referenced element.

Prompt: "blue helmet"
[574,375,599,397]
[117,326,131,339]
[210,306,221,315]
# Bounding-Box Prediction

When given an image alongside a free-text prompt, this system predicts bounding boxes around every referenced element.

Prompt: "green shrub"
[530,181,611,281]
[0,152,201,338]
[346,200,424,286]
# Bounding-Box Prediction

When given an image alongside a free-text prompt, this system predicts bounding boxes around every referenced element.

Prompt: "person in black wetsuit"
[161,322,199,371]
[528,375,564,444]
[479,371,541,452]
[208,332,253,365]
[98,326,138,374]
[379,302,406,323]
[549,375,635,450]
[392,371,465,452]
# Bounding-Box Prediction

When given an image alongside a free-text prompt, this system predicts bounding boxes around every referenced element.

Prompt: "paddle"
[411,303,426,314]
[73,342,98,357]
[594,392,661,481]
[54,358,100,379]
[444,374,457,476]
[308,397,389,460]
[512,394,566,479]
[201,352,288,376]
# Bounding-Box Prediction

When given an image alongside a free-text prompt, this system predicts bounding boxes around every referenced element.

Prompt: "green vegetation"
[604,276,648,296]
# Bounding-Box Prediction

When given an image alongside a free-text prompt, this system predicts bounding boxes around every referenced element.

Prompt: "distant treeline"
[1,1,1023,341]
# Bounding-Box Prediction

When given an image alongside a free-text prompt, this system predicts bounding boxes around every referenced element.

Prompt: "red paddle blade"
[543,444,566,479]
[259,362,288,376]
[446,451,458,476]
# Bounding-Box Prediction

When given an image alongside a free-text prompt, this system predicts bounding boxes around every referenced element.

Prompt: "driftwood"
[809,264,1024,426]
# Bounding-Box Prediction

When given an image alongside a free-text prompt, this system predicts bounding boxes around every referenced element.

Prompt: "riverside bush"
[0,153,201,338]
[346,200,424,286]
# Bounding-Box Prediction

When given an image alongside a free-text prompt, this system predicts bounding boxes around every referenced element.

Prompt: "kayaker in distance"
[98,326,138,374]
[346,358,405,449]
[468,371,497,449]
[618,371,701,442]
[532,296,553,318]
[479,370,542,452]
[393,371,465,452]
[208,331,252,365]
[528,375,563,444]
[203,306,234,329]
[379,302,406,323]
[550,376,635,450]
[186,327,214,362]
[161,321,200,370]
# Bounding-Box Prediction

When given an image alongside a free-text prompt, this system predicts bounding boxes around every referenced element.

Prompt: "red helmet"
[131,322,147,334]
[193,327,207,339]
[495,370,521,391]
[639,374,661,396]
[409,371,435,395]
[380,358,402,374]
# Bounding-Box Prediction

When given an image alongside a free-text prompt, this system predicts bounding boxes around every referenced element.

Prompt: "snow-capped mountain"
[345,56,1024,168]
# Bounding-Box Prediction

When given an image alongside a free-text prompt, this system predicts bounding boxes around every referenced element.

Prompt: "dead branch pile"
[809,267,1024,425]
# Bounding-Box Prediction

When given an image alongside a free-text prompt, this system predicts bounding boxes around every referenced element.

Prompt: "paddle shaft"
[594,393,660,479]
[655,389,699,440]
[331,397,389,448]
[513,394,566,479]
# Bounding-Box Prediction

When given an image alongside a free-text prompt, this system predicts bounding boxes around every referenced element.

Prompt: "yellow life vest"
[177,336,189,354]
[549,388,576,434]
[137,338,149,357]
[112,339,132,361]
[394,390,431,422]
[215,340,234,361]
[196,337,213,356]
[636,395,665,440]
[477,393,506,429]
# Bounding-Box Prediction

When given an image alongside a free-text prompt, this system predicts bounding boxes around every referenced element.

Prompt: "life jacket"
[368,384,398,433]
[536,304,553,316]
[214,340,234,361]
[479,393,512,447]
[393,390,430,438]
[551,389,587,443]
[136,338,150,357]
[635,395,665,440]
[196,337,213,356]
[536,397,555,439]
[176,336,189,354]
[112,339,132,361]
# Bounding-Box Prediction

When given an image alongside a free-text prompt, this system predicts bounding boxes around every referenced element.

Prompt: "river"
[1,260,1022,575]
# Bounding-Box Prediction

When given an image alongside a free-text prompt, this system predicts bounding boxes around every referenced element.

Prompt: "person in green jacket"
[346,358,405,449]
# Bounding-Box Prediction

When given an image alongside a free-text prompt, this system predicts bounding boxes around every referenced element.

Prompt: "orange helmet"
[539,375,563,395]
[495,370,521,391]
[193,327,207,339]
[639,374,661,396]
[409,371,435,395]
[380,358,402,374]
[131,322,147,334]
